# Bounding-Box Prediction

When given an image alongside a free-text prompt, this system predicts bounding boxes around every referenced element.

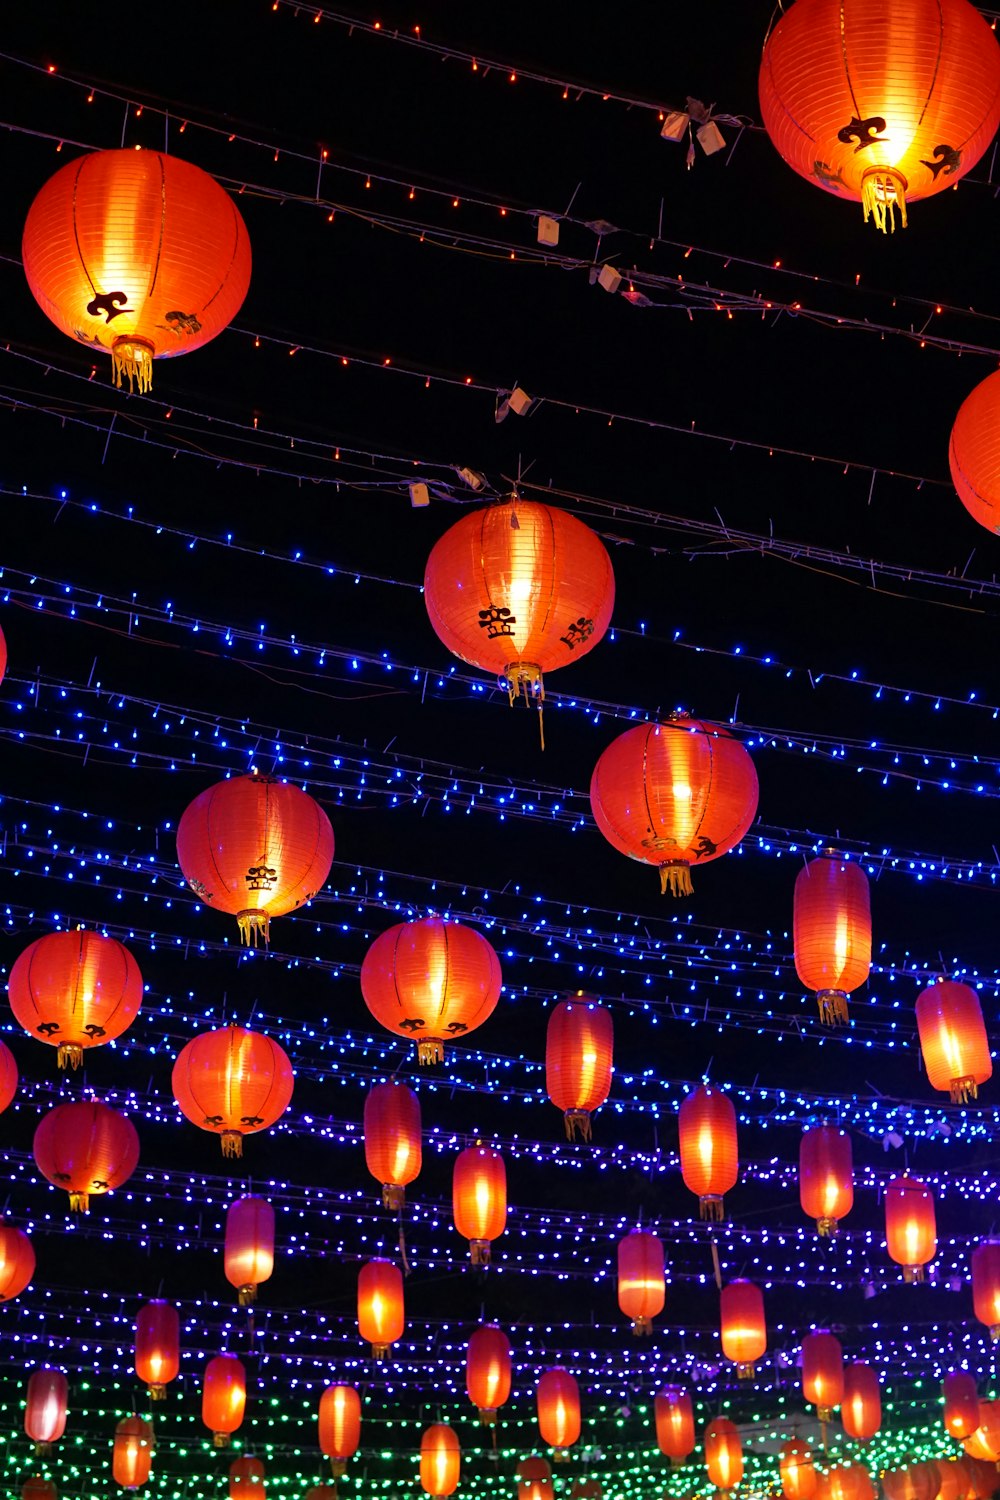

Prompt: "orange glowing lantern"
[538,1368,581,1454]
[944,1372,980,1440]
[545,995,613,1140]
[518,1458,554,1500]
[33,1099,139,1212]
[827,1467,871,1500]
[799,1125,853,1235]
[938,1460,971,1500]
[720,1278,766,1378]
[886,1174,936,1281]
[705,1417,743,1493]
[972,1241,1000,1339]
[202,1355,245,1448]
[590,717,758,896]
[357,1258,404,1359]
[793,852,871,1024]
[882,1466,940,1500]
[617,1229,665,1335]
[964,1400,1000,1463]
[0,1038,17,1114]
[8,928,143,1070]
[420,1424,461,1497]
[678,1083,739,1220]
[802,1330,844,1420]
[112,1415,154,1489]
[780,1441,818,1500]
[224,1196,275,1305]
[364,1079,422,1208]
[466,1325,512,1423]
[655,1388,695,1464]
[758,0,1000,232]
[361,916,502,1065]
[842,1363,881,1441]
[0,1221,36,1300]
[453,1144,507,1264]
[229,1457,266,1496]
[950,371,1000,535]
[306,1490,337,1500]
[319,1384,361,1475]
[21,1481,57,1500]
[915,979,992,1102]
[172,1025,294,1158]
[24,1369,67,1452]
[966,1458,997,1499]
[135,1300,180,1400]
[177,774,333,946]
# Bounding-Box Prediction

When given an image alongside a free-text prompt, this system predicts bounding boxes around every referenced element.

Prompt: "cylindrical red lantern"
[202,1354,246,1448]
[176,773,333,945]
[319,1384,361,1475]
[466,1325,512,1424]
[357,1258,404,1359]
[172,1025,294,1158]
[944,1372,981,1440]
[33,1099,139,1212]
[590,717,758,896]
[518,1458,554,1500]
[112,1415,154,1490]
[966,1456,999,1498]
[972,1241,1000,1339]
[0,1038,17,1114]
[882,1465,940,1500]
[617,1229,665,1335]
[780,1441,818,1500]
[0,1221,36,1301]
[655,1388,695,1465]
[793,852,871,1025]
[229,1456,266,1496]
[453,1144,507,1265]
[24,1369,67,1452]
[802,1330,844,1420]
[842,1363,881,1441]
[938,1460,971,1500]
[705,1417,743,1492]
[545,995,613,1141]
[799,1125,854,1235]
[537,1368,581,1452]
[224,1196,275,1305]
[720,1278,766,1378]
[916,980,992,1102]
[965,1400,1000,1463]
[420,1424,461,1497]
[886,1175,936,1281]
[827,1466,871,1500]
[678,1083,739,1219]
[8,929,143,1070]
[135,1300,180,1400]
[364,1080,422,1208]
[21,1481,57,1500]
[361,916,502,1065]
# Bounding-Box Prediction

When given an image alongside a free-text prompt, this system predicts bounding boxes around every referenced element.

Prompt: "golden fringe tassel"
[817,989,849,1026]
[417,1039,444,1066]
[383,1182,405,1210]
[950,1076,977,1103]
[564,1109,592,1142]
[57,1042,83,1070]
[470,1239,491,1266]
[237,910,270,947]
[238,1284,257,1307]
[990,1324,1000,1342]
[553,1451,571,1465]
[68,1191,90,1213]
[111,339,154,393]
[699,1194,724,1221]
[331,1460,347,1478]
[659,861,693,897]
[369,1342,389,1361]
[861,170,907,233]
[816,1216,837,1237]
[504,662,546,749]
[221,1130,244,1159]
[148,1384,166,1401]
[736,1362,756,1380]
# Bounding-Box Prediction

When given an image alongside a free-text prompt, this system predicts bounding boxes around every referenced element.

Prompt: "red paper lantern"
[882,1466,940,1500]
[802,1330,844,1419]
[617,1229,665,1335]
[230,1456,266,1496]
[224,1196,275,1305]
[319,1384,361,1474]
[176,773,333,945]
[24,1369,67,1452]
[135,1301,180,1400]
[466,1325,512,1423]
[545,996,613,1141]
[966,1458,998,1498]
[33,1099,139,1212]
[306,1490,337,1500]
[799,1125,853,1235]
[758,0,1000,231]
[22,148,250,391]
[945,1372,981,1441]
[518,1458,554,1500]
[720,1278,766,1378]
[916,980,992,1102]
[827,1467,871,1500]
[678,1083,739,1219]
[453,1144,506,1264]
[0,1038,17,1114]
[938,1460,972,1500]
[842,1363,881,1441]
[361,916,502,1065]
[420,1424,461,1497]
[357,1258,404,1359]
[112,1415,154,1489]
[780,1441,818,1500]
[654,1388,695,1464]
[886,1175,937,1281]
[363,1080,422,1208]
[964,1400,1000,1462]
[8,928,143,1070]
[172,1025,294,1158]
[538,1368,581,1452]
[21,1481,57,1500]
[705,1417,743,1492]
[793,852,871,1025]
[950,371,1000,534]
[0,1221,36,1300]
[590,717,758,896]
[973,1241,1000,1340]
[202,1355,246,1447]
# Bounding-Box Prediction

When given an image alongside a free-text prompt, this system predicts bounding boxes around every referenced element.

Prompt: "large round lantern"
[915,979,992,1102]
[176,774,333,945]
[758,0,1000,232]
[22,149,250,391]
[799,1125,853,1235]
[172,1025,293,1158]
[112,1415,154,1489]
[705,1417,743,1493]
[33,1099,139,1212]
[944,1372,980,1440]
[420,1424,461,1497]
[0,1039,17,1114]
[842,1363,881,1441]
[230,1457,266,1496]
[202,1355,246,1447]
[22,1481,57,1500]
[720,1278,766,1378]
[886,1174,936,1281]
[135,1300,180,1400]
[24,1369,67,1452]
[8,928,143,1070]
[0,1221,36,1301]
[590,717,758,896]
[545,995,613,1140]
[793,852,871,1024]
[453,1144,506,1264]
[617,1229,665,1335]
[678,1083,739,1220]
[224,1196,275,1305]
[518,1458,554,1500]
[538,1368,581,1454]
[364,1080,422,1208]
[466,1325,512,1424]
[319,1384,361,1474]
[780,1441,818,1500]
[361,916,502,1064]
[655,1388,695,1464]
[802,1330,844,1420]
[950,372,1000,535]
[357,1258,404,1359]
[972,1241,1000,1339]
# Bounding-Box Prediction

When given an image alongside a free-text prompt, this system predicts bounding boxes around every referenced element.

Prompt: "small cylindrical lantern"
[319,1384,361,1476]
[616,1229,665,1335]
[224,1196,275,1305]
[135,1300,180,1399]
[944,1371,980,1440]
[780,1441,817,1500]
[654,1388,695,1465]
[24,1369,68,1453]
[678,1083,739,1220]
[720,1278,766,1378]
[229,1456,266,1496]
[802,1330,844,1420]
[420,1424,461,1497]
[364,1080,422,1209]
[537,1368,581,1455]
[842,1363,881,1441]
[545,995,613,1140]
[112,1415,153,1490]
[793,851,871,1024]
[885,1175,936,1282]
[705,1417,743,1493]
[518,1458,554,1500]
[452,1144,506,1265]
[972,1241,1000,1339]
[466,1324,512,1424]
[916,979,992,1102]
[799,1125,853,1235]
[357,1258,404,1359]
[202,1354,246,1448]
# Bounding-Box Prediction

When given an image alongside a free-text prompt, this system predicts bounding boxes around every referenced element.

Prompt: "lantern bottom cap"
[629,1317,653,1336]
[477,1408,498,1426]
[903,1265,926,1283]
[212,1433,231,1448]
[111,336,155,393]
[950,1076,979,1103]
[699,1194,724,1221]
[469,1239,491,1266]
[382,1182,405,1210]
[816,1217,838,1236]
[417,1038,445,1066]
[236,909,270,947]
[237,1283,257,1306]
[220,1130,244,1159]
[816,989,849,1026]
[861,167,908,234]
[56,1042,84,1069]
[563,1109,592,1142]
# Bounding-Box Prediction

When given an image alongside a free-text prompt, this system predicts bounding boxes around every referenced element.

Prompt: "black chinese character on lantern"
[560,617,595,650]
[478,604,517,639]
[245,863,277,890]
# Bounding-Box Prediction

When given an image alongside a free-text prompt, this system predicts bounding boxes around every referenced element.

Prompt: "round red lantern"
[950,372,1000,535]
[33,1099,139,1212]
[758,0,1000,232]
[364,1080,422,1208]
[172,1025,293,1158]
[799,1125,853,1235]
[225,1196,275,1305]
[886,1175,936,1281]
[176,773,333,945]
[617,1229,665,1335]
[230,1456,266,1496]
[827,1466,871,1500]
[21,1481,57,1500]
[916,979,992,1102]
[545,996,613,1141]
[938,1460,971,1500]
[361,916,501,1065]
[780,1441,817,1500]
[202,1355,245,1447]
[518,1458,554,1500]
[24,1369,67,1452]
[453,1144,506,1264]
[720,1278,766,1378]
[319,1384,361,1474]
[944,1372,980,1441]
[882,1466,940,1500]
[590,717,758,896]
[0,1038,17,1114]
[420,1424,461,1497]
[112,1415,153,1489]
[793,852,871,1025]
[0,1220,36,1300]
[678,1083,739,1219]
[966,1458,998,1498]
[538,1368,581,1453]
[705,1417,743,1492]
[357,1258,404,1359]
[842,1363,881,1441]
[135,1300,180,1399]
[965,1400,1000,1462]
[972,1241,1000,1339]
[466,1325,512,1423]
[654,1388,695,1464]
[8,928,142,1070]
[802,1330,844,1420]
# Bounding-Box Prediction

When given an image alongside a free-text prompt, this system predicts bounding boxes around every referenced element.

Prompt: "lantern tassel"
[478,1407,498,1426]
[383,1182,405,1210]
[417,1039,444,1066]
[68,1191,90,1213]
[564,1109,592,1142]
[630,1316,653,1336]
[736,1361,755,1380]
[817,989,849,1026]
[659,861,693,897]
[220,1130,244,1159]
[370,1342,389,1361]
[903,1265,925,1283]
[950,1076,977,1103]
[147,1384,166,1401]
[111,337,155,393]
[237,1283,257,1307]
[816,1216,838,1237]
[57,1042,83,1070]
[237,910,270,947]
[469,1238,491,1267]
[553,1451,571,1465]
[213,1432,231,1449]
[861,169,908,234]
[699,1194,724,1221]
